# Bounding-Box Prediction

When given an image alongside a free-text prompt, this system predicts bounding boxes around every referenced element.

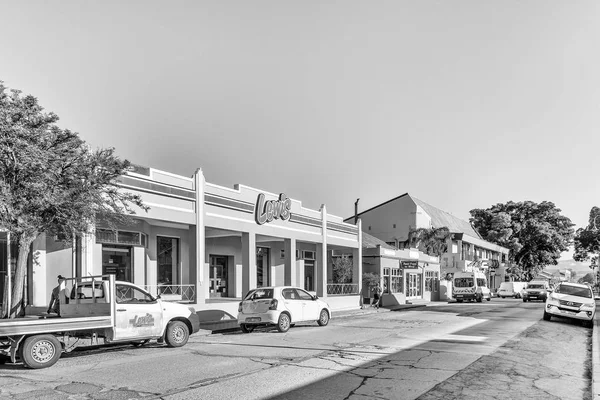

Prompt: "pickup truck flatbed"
[0,274,201,369]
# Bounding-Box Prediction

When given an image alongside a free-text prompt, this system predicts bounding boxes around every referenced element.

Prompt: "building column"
[352,219,363,294]
[194,168,206,305]
[317,204,328,297]
[242,232,257,295]
[284,238,297,287]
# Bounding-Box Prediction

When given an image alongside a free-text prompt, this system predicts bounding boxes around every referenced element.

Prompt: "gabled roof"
[361,232,396,250]
[410,196,482,238]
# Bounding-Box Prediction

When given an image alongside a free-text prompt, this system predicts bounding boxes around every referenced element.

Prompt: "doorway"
[407,273,422,299]
[256,247,270,287]
[304,261,314,291]
[102,246,132,282]
[209,256,228,298]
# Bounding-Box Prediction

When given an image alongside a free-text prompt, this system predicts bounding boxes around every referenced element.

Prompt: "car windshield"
[455,278,474,288]
[244,288,273,300]
[555,285,592,298]
[528,284,545,289]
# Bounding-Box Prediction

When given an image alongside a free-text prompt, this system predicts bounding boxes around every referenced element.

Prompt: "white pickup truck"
[0,274,201,369]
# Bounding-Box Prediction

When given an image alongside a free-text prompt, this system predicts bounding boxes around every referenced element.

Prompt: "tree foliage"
[0,81,147,318]
[469,201,574,281]
[578,272,595,285]
[573,206,600,269]
[407,226,451,261]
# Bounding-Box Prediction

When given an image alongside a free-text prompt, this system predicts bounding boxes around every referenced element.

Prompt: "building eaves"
[410,195,482,239]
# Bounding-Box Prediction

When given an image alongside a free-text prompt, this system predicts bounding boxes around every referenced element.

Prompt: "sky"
[1,1,599,262]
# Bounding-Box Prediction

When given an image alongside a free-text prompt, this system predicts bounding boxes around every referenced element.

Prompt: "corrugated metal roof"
[361,232,396,250]
[410,195,481,238]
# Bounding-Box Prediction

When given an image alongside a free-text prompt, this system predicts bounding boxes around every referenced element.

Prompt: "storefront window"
[383,267,403,294]
[157,237,179,288]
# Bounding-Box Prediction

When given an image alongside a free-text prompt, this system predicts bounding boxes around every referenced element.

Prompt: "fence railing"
[327,283,359,296]
[143,284,196,302]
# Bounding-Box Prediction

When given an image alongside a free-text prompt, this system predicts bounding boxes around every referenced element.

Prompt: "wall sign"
[255,193,292,225]
[402,260,419,268]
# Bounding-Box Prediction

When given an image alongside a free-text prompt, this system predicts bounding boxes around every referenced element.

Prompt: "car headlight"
[581,302,596,310]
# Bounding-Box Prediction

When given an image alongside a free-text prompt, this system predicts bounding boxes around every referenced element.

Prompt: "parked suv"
[522,280,551,302]
[543,282,596,328]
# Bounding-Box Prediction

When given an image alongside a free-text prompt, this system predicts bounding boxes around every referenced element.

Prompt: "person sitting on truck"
[47,275,69,316]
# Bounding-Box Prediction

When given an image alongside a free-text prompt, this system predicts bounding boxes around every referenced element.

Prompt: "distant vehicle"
[522,281,551,302]
[237,286,331,333]
[0,275,201,369]
[543,282,596,328]
[452,271,491,303]
[497,282,527,299]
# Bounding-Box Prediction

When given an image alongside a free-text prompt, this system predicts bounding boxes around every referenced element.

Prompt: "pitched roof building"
[345,193,510,290]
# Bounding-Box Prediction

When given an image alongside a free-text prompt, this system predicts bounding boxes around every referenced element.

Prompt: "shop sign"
[402,260,419,268]
[255,193,292,225]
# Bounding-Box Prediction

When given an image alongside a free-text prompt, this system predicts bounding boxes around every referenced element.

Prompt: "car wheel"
[476,295,483,303]
[543,311,551,321]
[486,295,491,301]
[317,309,330,326]
[240,324,255,333]
[277,313,291,333]
[501,296,505,299]
[523,298,527,302]
[165,320,189,347]
[456,299,463,303]
[20,335,62,369]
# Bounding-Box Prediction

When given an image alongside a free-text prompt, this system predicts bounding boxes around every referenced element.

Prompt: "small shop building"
[0,166,363,318]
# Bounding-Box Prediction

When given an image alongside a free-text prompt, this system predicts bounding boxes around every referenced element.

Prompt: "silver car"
[237,286,331,333]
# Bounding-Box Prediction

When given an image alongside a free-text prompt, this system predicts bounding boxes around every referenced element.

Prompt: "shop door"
[256,247,270,288]
[102,246,132,282]
[209,256,228,298]
[304,261,314,292]
[407,273,423,299]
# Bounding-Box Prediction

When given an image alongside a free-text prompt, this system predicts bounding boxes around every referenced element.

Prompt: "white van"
[453,271,491,303]
[497,281,527,299]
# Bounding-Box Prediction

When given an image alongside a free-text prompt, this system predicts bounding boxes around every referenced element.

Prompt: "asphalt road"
[0,298,592,400]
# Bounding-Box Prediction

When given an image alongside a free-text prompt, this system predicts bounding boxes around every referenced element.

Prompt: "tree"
[573,207,600,271]
[578,272,595,285]
[407,226,451,261]
[332,255,353,283]
[0,82,147,318]
[469,201,574,281]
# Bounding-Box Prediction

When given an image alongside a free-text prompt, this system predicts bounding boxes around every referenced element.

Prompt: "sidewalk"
[593,301,600,398]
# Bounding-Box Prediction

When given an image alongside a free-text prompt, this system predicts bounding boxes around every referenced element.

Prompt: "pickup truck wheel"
[165,321,189,347]
[21,335,62,369]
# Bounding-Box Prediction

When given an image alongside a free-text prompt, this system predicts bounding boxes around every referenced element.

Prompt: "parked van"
[497,281,527,299]
[453,271,491,303]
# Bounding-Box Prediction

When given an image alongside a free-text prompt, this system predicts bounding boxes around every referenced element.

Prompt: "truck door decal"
[129,313,155,327]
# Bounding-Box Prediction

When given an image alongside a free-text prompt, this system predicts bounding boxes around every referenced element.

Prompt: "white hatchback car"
[237,286,331,333]
[543,282,596,328]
